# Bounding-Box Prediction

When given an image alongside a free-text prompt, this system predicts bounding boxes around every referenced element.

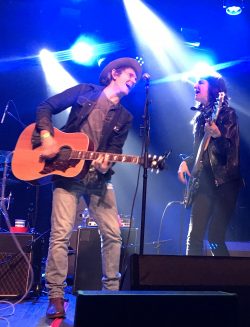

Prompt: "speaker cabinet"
[74,290,238,327]
[0,232,42,297]
[123,254,250,290]
[121,254,250,327]
[68,229,78,278]
[73,227,102,292]
[73,227,138,292]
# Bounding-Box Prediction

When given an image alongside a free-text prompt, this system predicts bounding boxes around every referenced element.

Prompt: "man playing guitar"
[29,57,142,319]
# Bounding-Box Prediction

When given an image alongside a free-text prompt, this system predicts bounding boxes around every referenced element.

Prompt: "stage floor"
[0,289,247,327]
[0,291,76,327]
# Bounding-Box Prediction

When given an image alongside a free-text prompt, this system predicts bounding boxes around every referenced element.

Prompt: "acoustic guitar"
[11,123,166,185]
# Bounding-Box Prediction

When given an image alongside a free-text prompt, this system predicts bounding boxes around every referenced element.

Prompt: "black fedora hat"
[99,57,142,86]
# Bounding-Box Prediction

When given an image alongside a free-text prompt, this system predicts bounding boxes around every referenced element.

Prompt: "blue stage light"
[70,36,96,65]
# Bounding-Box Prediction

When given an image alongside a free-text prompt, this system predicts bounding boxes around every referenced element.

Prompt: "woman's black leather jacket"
[185,105,241,186]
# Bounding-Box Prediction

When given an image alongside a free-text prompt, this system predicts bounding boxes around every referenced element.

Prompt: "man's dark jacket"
[31,83,133,185]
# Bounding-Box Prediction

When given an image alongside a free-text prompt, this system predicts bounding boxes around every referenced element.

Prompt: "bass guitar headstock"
[212,91,226,121]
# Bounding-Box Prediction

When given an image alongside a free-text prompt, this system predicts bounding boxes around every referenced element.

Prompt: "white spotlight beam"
[39,49,78,128]
[123,0,191,74]
[152,59,245,85]
[39,49,78,95]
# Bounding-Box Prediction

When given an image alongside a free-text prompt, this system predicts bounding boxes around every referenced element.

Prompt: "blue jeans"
[45,182,122,298]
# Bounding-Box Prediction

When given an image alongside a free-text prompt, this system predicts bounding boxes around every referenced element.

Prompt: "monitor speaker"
[122,254,250,290]
[121,254,250,327]
[74,290,238,327]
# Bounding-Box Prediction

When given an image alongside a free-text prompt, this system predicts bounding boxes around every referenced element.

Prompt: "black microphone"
[0,101,10,124]
[190,106,199,111]
[142,73,151,81]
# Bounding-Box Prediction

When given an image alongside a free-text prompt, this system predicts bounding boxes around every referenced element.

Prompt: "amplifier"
[0,232,42,297]
[86,218,132,228]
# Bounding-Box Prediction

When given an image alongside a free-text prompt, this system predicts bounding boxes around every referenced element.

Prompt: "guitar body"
[184,146,205,208]
[184,174,201,209]
[11,123,89,184]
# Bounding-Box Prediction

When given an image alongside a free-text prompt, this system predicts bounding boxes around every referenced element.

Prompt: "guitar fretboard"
[70,150,141,164]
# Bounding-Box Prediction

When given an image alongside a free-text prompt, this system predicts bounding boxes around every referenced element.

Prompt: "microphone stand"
[0,100,26,231]
[139,77,150,255]
[0,152,13,232]
[4,100,26,128]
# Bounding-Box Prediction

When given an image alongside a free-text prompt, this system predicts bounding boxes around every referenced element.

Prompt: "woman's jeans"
[186,178,241,256]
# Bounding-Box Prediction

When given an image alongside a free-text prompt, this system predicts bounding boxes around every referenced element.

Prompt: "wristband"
[41,132,51,139]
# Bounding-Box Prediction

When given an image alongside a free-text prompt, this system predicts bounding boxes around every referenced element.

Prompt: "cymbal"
[0,150,12,164]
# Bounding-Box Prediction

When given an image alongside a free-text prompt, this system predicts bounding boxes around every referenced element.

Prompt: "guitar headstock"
[218,91,225,101]
[148,150,171,173]
[213,91,225,121]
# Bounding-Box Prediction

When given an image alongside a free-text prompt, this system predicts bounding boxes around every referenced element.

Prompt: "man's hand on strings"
[92,153,112,174]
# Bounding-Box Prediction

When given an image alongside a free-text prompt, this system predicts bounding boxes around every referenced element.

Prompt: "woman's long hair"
[191,75,229,134]
[204,75,229,106]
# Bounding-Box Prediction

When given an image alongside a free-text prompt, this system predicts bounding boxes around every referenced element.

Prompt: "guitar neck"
[70,150,141,165]
[192,133,211,175]
[192,92,225,176]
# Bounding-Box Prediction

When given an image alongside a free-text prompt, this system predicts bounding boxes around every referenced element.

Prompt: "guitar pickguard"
[39,146,80,175]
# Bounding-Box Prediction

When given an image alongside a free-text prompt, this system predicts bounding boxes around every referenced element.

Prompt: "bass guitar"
[184,92,225,208]
[11,123,166,185]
